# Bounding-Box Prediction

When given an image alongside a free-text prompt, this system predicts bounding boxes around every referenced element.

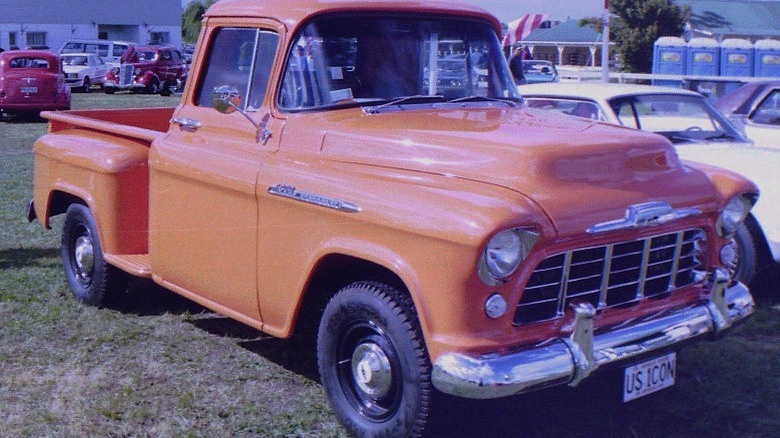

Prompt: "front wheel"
[318,282,432,437]
[727,223,759,286]
[61,204,125,306]
[146,78,159,95]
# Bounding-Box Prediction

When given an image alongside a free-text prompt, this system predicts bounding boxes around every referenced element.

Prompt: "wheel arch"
[38,187,93,229]
[290,252,419,342]
[744,213,773,272]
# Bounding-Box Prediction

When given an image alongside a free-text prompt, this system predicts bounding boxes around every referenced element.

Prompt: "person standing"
[508,46,526,84]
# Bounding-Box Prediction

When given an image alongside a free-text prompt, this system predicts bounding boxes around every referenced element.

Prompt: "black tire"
[159,80,172,97]
[146,78,159,95]
[82,77,91,93]
[318,282,431,438]
[61,204,125,306]
[104,87,116,95]
[728,223,758,286]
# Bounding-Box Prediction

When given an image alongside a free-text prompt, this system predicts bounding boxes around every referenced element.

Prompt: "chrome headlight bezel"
[478,228,539,286]
[716,194,757,237]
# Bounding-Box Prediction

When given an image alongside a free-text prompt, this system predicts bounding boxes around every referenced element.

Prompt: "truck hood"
[319,107,718,237]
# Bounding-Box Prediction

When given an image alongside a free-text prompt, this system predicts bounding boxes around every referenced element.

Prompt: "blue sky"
[180,0,608,23]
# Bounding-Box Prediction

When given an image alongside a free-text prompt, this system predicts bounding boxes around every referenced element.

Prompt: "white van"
[60,40,134,65]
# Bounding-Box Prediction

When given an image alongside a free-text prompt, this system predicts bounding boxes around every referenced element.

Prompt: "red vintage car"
[103,45,186,96]
[0,50,71,117]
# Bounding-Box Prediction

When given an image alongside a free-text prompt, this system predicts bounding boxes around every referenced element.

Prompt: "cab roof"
[205,0,501,35]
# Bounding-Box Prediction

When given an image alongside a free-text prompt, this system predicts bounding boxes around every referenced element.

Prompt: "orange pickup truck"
[28,1,758,436]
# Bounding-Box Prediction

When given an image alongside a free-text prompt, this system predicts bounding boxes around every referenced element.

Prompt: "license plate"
[21,86,38,94]
[623,352,676,402]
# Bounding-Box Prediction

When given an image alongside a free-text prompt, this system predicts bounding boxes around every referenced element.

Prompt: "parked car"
[60,39,132,66]
[103,45,186,95]
[522,60,558,83]
[61,53,108,92]
[519,82,779,287]
[714,80,780,149]
[0,50,70,118]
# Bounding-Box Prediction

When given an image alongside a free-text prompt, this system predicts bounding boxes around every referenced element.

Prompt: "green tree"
[581,0,690,73]
[182,1,218,44]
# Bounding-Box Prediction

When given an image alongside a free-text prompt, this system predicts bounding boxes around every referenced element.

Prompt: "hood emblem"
[587,201,700,234]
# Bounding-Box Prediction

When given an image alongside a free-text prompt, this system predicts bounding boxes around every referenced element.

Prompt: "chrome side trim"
[267,184,361,213]
[588,201,701,234]
[432,268,753,399]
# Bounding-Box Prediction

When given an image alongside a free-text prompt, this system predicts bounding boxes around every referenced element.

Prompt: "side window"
[612,100,639,129]
[114,44,128,58]
[247,32,279,110]
[196,28,279,110]
[750,90,780,126]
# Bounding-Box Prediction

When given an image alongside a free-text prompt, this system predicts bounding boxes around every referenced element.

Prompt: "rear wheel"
[160,80,172,96]
[61,204,126,306]
[318,282,431,437]
[82,77,91,93]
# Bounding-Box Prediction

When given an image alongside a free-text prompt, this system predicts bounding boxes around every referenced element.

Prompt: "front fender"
[136,70,158,86]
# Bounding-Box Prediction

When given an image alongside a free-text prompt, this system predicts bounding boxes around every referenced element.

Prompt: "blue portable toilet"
[720,39,754,77]
[754,39,780,77]
[720,39,754,94]
[687,37,720,76]
[652,36,687,86]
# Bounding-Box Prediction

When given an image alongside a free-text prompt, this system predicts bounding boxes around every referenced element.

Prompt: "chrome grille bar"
[515,228,706,325]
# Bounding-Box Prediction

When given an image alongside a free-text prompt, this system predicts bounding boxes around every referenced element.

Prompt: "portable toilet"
[720,39,754,77]
[720,39,754,94]
[687,37,720,76]
[754,39,780,77]
[652,36,687,86]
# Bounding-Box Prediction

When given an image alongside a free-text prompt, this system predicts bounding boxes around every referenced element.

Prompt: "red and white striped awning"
[502,14,550,47]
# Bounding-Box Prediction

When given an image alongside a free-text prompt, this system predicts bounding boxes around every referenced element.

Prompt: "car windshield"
[63,56,88,66]
[607,94,744,143]
[278,15,520,111]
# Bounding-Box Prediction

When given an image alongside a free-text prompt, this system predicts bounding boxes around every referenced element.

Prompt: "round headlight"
[717,195,755,237]
[478,228,539,286]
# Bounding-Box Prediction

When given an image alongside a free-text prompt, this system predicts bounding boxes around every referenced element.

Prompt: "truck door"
[149,24,282,324]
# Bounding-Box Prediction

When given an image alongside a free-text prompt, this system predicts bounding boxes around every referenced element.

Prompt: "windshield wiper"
[363,95,446,114]
[447,95,518,108]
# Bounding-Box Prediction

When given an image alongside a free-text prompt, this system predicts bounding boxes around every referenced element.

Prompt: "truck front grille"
[514,229,706,325]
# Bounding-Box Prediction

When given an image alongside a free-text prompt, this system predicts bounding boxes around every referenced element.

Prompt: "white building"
[0,0,182,52]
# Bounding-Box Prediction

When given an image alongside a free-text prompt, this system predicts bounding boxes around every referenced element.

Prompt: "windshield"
[607,94,745,143]
[278,15,519,111]
[63,55,88,66]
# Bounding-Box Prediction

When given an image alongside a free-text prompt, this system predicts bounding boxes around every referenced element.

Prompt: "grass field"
[0,93,778,437]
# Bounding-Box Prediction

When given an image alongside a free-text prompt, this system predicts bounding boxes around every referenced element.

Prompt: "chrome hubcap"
[351,342,392,399]
[74,235,94,280]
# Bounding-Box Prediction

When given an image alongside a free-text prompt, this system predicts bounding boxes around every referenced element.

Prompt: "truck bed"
[41,107,175,142]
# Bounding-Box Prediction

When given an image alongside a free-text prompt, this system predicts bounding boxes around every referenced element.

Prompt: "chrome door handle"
[171,116,202,132]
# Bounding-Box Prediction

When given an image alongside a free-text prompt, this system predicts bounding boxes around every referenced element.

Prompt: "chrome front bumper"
[432,269,754,399]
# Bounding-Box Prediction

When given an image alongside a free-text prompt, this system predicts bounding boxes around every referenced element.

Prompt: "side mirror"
[211,84,243,114]
[210,84,272,145]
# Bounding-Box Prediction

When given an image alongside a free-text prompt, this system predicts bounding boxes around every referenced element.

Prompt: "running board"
[104,253,152,278]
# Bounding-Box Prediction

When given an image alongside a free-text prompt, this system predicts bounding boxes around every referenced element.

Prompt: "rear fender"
[32,129,150,255]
